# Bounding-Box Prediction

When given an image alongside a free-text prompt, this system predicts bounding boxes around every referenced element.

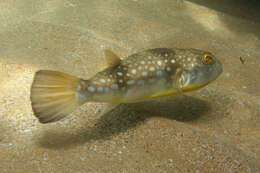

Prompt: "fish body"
[31,48,222,123]
[77,48,222,103]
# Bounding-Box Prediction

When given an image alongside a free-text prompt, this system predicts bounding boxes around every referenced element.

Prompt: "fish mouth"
[180,61,223,92]
[181,73,220,92]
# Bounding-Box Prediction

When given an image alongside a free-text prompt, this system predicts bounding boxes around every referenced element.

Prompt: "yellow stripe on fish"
[30,48,222,123]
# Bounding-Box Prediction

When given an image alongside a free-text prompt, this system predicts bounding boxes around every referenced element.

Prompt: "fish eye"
[203,53,214,64]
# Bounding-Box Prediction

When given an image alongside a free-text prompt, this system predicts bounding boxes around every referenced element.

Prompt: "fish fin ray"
[30,70,82,123]
[174,68,184,93]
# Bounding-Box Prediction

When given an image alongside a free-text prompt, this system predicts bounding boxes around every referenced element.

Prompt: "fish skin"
[76,48,223,103]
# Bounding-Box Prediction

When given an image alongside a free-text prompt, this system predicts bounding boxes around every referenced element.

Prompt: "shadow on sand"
[187,0,260,23]
[187,0,260,39]
[37,95,212,149]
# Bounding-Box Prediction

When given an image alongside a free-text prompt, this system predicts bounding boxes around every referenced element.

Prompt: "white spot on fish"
[117,72,123,76]
[100,79,106,83]
[148,56,152,59]
[140,60,145,65]
[126,73,130,77]
[138,66,142,70]
[127,80,135,85]
[149,66,155,71]
[119,79,123,83]
[107,78,111,82]
[165,59,168,63]
[111,84,118,89]
[156,71,163,77]
[97,87,103,92]
[131,69,137,74]
[171,59,176,63]
[166,67,172,71]
[88,87,95,92]
[142,71,148,77]
[187,58,191,61]
[157,60,162,66]
[165,53,168,57]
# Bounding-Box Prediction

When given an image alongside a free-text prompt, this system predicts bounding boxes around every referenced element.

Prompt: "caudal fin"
[30,70,82,123]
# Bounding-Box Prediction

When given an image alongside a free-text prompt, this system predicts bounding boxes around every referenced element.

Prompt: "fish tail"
[30,70,84,123]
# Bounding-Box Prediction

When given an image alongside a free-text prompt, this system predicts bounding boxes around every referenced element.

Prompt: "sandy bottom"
[0,0,260,172]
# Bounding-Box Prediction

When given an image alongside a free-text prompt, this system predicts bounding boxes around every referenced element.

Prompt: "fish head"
[176,48,223,91]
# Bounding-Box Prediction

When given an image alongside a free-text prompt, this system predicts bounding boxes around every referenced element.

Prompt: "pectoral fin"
[174,68,184,93]
[150,68,184,99]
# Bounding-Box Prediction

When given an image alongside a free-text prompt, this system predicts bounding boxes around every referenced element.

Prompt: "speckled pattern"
[0,0,260,173]
[80,48,179,101]
[78,48,221,103]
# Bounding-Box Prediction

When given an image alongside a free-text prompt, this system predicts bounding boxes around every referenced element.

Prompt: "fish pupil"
[203,54,213,64]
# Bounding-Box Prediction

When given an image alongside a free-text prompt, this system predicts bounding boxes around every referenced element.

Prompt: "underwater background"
[0,0,260,172]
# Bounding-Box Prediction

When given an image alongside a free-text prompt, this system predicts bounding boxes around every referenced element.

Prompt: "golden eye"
[203,53,213,64]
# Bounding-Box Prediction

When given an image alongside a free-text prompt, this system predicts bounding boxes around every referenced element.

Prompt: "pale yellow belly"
[102,87,180,103]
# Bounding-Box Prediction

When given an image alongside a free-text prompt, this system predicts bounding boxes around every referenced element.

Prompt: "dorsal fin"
[104,49,121,67]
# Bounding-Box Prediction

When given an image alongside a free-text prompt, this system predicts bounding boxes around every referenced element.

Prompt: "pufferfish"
[30,48,222,123]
